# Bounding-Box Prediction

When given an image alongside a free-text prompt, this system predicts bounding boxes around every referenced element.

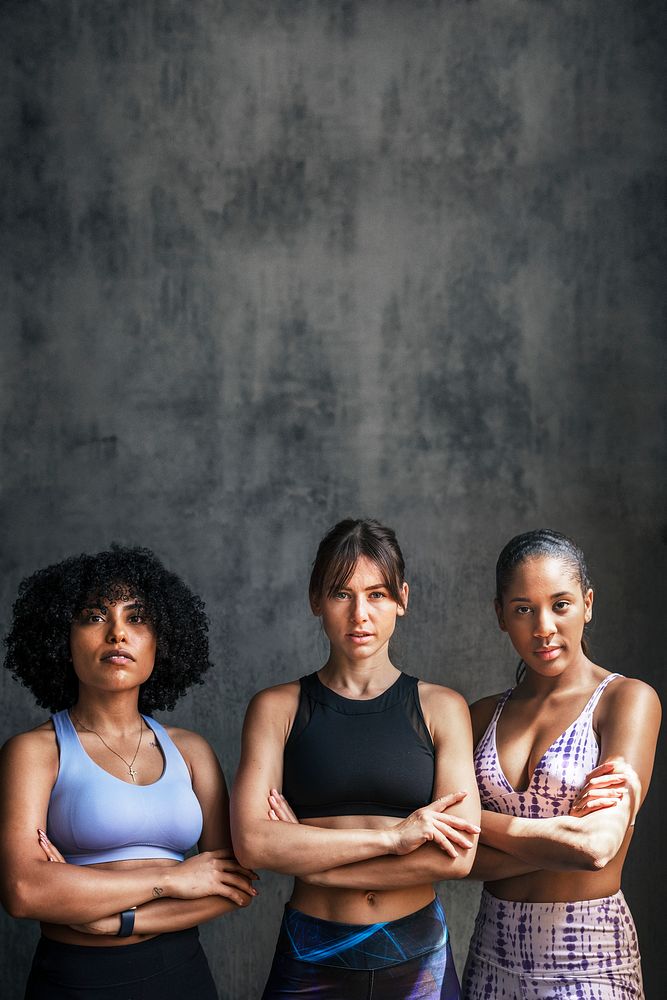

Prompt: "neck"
[520,653,596,697]
[319,648,399,694]
[71,689,143,734]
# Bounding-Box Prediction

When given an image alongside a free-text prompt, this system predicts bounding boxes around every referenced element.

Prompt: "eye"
[80,610,105,623]
[369,591,386,599]
[515,606,532,616]
[554,601,570,611]
[128,613,146,623]
[334,591,351,600]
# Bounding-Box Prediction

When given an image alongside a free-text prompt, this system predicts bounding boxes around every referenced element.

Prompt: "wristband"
[117,908,136,937]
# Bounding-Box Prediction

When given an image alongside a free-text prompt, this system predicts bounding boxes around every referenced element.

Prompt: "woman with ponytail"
[232,518,480,999]
[463,529,661,999]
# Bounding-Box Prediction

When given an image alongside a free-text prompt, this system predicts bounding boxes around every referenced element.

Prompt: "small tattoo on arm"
[149,740,158,748]
[152,886,164,897]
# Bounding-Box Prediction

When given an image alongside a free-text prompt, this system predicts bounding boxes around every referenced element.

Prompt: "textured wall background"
[1,1,665,997]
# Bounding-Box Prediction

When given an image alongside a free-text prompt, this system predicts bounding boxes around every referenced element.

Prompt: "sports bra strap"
[581,672,622,717]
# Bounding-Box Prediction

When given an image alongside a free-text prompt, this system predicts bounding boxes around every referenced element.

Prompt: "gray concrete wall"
[1,2,665,996]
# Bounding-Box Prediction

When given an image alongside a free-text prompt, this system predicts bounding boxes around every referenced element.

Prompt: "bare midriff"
[290,815,436,924]
[485,828,633,903]
[41,857,180,947]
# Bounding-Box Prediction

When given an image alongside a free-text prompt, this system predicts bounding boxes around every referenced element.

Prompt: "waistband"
[470,889,641,977]
[276,897,449,970]
[33,929,202,986]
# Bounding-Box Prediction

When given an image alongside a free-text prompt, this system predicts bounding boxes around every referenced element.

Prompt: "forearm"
[4,861,181,923]
[466,844,540,881]
[131,895,245,935]
[481,809,628,872]
[304,842,476,889]
[234,820,394,876]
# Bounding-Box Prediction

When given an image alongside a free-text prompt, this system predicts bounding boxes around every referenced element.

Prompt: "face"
[495,556,593,677]
[311,555,408,662]
[70,593,157,697]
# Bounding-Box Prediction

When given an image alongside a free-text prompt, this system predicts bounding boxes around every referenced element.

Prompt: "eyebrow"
[338,584,389,592]
[80,601,144,613]
[509,591,574,603]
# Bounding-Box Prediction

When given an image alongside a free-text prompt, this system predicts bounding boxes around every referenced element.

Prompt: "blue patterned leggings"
[262,897,461,999]
[462,889,643,999]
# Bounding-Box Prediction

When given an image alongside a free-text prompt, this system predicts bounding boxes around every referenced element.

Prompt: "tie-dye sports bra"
[473,673,622,818]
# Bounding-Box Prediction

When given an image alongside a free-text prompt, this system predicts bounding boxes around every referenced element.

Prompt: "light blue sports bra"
[46,710,203,865]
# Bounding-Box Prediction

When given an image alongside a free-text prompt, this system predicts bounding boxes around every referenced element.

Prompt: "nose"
[105,614,126,644]
[350,596,369,624]
[533,609,556,639]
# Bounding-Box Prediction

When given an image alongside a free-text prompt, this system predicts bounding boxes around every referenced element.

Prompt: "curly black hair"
[3,545,212,714]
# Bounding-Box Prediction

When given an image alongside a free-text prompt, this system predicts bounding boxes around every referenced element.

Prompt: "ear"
[396,581,409,617]
[583,588,594,623]
[494,597,507,632]
[309,593,322,617]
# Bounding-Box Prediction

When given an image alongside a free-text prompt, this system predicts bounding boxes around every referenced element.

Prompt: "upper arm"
[421,685,481,824]
[168,728,230,852]
[230,684,299,842]
[596,677,662,815]
[469,695,500,749]
[0,728,58,901]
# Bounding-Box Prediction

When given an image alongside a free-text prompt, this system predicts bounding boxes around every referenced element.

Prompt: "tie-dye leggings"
[262,896,461,998]
[462,889,643,999]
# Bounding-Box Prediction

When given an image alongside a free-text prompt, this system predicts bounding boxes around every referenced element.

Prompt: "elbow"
[1,877,35,920]
[450,850,476,880]
[431,848,476,882]
[232,827,267,872]
[573,836,617,873]
[581,847,614,872]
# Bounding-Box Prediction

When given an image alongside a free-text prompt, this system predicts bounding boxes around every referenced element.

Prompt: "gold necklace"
[70,712,144,782]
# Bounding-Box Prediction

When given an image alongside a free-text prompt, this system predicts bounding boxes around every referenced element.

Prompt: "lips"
[347,632,374,644]
[101,649,135,662]
[534,646,561,661]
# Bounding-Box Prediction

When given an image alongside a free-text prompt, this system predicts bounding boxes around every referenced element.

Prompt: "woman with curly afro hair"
[1,545,257,1000]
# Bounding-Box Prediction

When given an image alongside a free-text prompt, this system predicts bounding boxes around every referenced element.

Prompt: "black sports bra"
[282,672,435,819]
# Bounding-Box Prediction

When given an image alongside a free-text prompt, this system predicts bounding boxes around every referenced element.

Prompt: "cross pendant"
[129,767,137,782]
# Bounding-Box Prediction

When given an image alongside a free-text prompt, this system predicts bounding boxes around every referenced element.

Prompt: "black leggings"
[24,928,218,1000]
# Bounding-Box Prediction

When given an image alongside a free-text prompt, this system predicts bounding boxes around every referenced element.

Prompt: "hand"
[389,792,481,858]
[37,829,66,863]
[570,759,639,820]
[167,849,259,906]
[268,789,299,823]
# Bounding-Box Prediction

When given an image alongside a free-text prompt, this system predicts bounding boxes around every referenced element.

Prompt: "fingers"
[571,788,624,812]
[37,829,66,863]
[268,790,299,823]
[437,827,475,850]
[586,774,627,787]
[433,813,481,834]
[432,791,467,811]
[222,860,259,881]
[218,871,259,897]
[431,829,458,858]
[432,818,475,849]
[571,797,620,816]
[584,762,616,778]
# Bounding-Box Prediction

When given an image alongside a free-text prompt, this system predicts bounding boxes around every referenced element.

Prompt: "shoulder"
[0,722,59,781]
[417,681,472,744]
[2,721,56,756]
[598,675,662,729]
[246,680,301,718]
[242,680,302,740]
[161,725,217,760]
[417,680,468,716]
[469,693,506,747]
